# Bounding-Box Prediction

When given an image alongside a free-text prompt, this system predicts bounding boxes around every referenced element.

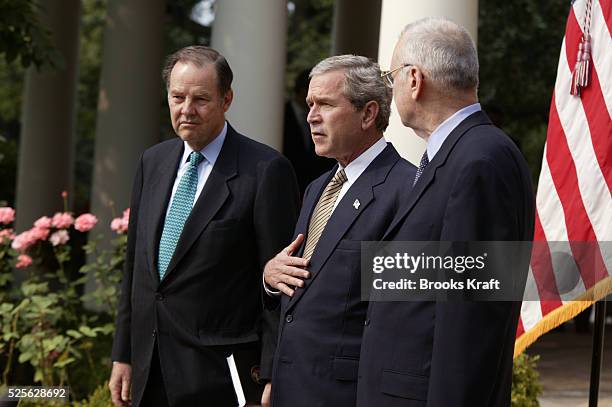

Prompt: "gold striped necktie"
[302,169,348,260]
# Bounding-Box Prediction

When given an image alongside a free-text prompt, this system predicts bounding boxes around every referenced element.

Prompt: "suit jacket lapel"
[383,111,492,239]
[145,140,184,283]
[287,145,400,310]
[160,127,239,283]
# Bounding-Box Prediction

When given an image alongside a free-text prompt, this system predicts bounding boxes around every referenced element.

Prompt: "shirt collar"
[426,103,481,161]
[337,136,387,184]
[180,121,228,167]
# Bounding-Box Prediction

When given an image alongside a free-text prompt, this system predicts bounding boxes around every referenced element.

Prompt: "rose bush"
[0,196,129,401]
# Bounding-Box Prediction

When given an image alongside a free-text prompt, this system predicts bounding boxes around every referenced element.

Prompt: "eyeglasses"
[381,63,412,87]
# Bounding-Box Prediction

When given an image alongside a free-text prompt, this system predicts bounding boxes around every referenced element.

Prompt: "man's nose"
[180,98,196,115]
[307,106,320,124]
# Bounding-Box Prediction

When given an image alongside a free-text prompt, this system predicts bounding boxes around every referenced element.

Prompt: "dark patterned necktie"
[413,151,429,186]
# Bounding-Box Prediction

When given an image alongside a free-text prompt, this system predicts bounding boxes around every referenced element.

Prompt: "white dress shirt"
[332,136,387,212]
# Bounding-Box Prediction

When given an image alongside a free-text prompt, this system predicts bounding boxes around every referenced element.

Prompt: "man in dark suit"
[108,46,300,407]
[263,55,416,406]
[357,18,535,406]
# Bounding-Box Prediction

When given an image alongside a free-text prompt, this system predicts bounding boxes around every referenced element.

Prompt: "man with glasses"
[262,55,416,407]
[358,18,535,406]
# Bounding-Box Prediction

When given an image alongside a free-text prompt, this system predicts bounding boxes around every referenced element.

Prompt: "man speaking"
[264,55,416,406]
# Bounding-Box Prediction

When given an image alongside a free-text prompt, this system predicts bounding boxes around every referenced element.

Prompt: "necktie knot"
[331,169,348,186]
[189,151,203,167]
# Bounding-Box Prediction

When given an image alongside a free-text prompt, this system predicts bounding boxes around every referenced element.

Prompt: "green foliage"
[286,0,334,94]
[72,381,112,407]
[0,0,55,69]
[478,0,568,185]
[511,353,542,407]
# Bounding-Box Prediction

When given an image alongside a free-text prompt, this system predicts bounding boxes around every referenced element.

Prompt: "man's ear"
[361,100,380,131]
[222,88,233,112]
[409,66,425,100]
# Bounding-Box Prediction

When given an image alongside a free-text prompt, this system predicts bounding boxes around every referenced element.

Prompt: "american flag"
[515,0,612,356]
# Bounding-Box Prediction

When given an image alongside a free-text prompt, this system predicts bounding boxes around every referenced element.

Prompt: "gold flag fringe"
[514,275,612,358]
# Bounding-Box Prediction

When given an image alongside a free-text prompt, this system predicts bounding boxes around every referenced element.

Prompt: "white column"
[89,0,165,230]
[377,0,479,165]
[331,0,382,59]
[211,0,287,150]
[15,0,81,230]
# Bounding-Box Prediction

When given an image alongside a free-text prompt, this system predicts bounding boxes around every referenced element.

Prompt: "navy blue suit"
[270,143,416,407]
[357,111,535,407]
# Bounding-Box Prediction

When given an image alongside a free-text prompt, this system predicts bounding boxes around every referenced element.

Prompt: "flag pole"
[589,299,607,407]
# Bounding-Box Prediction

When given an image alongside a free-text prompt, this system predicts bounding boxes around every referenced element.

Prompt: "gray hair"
[397,17,479,92]
[162,45,233,96]
[310,55,392,132]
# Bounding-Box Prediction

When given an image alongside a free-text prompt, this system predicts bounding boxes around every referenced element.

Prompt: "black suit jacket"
[270,144,416,407]
[357,111,535,407]
[111,125,300,406]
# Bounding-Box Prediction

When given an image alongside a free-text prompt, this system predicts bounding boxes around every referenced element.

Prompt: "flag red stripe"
[530,210,563,308]
[516,318,525,337]
[566,7,612,193]
[546,98,608,287]
[598,0,612,35]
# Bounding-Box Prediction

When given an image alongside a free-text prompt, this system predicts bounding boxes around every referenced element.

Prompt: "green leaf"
[18,351,32,363]
[78,326,97,337]
[66,329,83,339]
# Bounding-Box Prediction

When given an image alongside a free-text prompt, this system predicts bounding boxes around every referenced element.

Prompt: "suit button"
[155,293,164,301]
[364,319,370,326]
[152,329,157,337]
[285,314,293,323]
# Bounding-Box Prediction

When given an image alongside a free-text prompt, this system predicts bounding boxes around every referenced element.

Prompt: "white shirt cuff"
[263,272,281,297]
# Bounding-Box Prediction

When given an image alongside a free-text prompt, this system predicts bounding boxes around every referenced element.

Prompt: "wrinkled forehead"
[307,70,347,98]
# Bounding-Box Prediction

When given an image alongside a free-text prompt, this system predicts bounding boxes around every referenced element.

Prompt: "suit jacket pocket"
[380,369,428,400]
[206,218,239,231]
[332,356,359,381]
[198,329,259,346]
[336,239,361,251]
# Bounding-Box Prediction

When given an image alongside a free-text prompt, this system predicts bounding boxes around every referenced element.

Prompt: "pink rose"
[34,216,52,229]
[12,231,35,252]
[11,227,50,252]
[110,218,126,234]
[75,213,98,232]
[49,230,70,246]
[15,254,33,268]
[51,212,74,229]
[110,208,130,234]
[30,227,50,241]
[0,207,15,225]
